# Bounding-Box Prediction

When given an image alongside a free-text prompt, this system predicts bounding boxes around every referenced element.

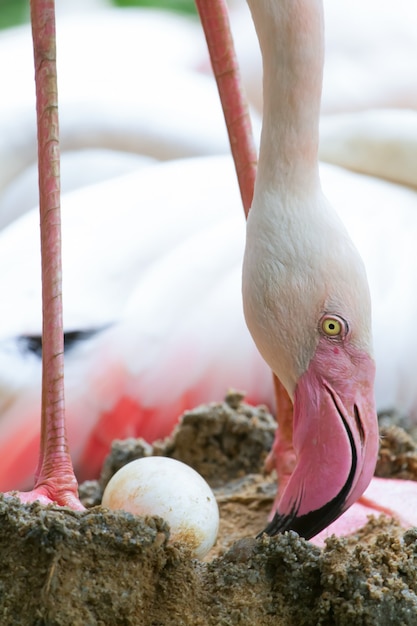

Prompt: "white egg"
[101,456,219,559]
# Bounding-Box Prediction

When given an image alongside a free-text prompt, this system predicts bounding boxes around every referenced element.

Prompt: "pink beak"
[260,338,379,540]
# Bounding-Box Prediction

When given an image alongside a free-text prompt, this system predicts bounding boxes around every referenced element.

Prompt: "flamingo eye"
[320,315,347,338]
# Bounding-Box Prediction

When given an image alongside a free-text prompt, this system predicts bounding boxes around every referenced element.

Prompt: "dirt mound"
[1,393,417,625]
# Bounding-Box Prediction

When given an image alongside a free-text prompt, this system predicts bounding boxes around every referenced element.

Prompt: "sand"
[1,392,417,625]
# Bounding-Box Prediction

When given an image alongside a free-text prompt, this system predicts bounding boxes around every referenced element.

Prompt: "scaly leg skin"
[5,0,84,511]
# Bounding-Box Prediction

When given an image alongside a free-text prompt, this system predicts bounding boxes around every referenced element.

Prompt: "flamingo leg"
[195,0,257,218]
[5,0,83,510]
[263,375,296,501]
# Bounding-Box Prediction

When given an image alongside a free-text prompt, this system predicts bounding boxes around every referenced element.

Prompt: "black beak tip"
[257,497,348,542]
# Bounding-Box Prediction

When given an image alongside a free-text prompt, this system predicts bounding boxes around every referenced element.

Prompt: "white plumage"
[1,152,417,486]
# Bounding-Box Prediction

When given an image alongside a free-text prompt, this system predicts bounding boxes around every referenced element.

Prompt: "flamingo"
[3,0,414,536]
[241,0,379,539]
[0,154,274,490]
[3,151,417,492]
[240,0,417,541]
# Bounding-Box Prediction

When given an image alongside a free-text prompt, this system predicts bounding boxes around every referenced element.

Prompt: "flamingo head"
[242,189,379,540]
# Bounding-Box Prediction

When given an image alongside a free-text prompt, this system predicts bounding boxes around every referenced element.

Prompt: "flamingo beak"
[259,343,379,541]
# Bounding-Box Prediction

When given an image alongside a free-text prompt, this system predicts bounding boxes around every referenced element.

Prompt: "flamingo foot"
[4,486,85,511]
[4,463,85,510]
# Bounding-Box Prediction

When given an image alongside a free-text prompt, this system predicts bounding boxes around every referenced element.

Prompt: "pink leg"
[264,375,296,504]
[5,0,83,510]
[195,0,257,218]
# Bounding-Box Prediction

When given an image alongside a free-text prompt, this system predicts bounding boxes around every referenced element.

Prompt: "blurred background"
[0,0,196,30]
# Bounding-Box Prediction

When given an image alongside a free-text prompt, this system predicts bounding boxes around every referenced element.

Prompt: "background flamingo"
[3,1,417,223]
[2,153,417,490]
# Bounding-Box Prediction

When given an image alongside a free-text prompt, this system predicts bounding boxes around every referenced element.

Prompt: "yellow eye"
[322,318,341,335]
[320,315,346,338]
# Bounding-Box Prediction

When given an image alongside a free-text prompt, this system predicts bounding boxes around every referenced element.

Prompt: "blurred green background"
[0,0,27,28]
[0,0,196,30]
[112,0,195,13]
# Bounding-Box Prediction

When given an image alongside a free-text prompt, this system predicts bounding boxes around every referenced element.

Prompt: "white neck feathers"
[247,0,324,194]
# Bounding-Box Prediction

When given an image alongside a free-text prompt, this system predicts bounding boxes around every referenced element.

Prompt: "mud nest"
[1,392,417,625]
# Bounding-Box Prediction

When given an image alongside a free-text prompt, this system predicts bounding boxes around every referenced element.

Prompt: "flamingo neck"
[247,0,324,194]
